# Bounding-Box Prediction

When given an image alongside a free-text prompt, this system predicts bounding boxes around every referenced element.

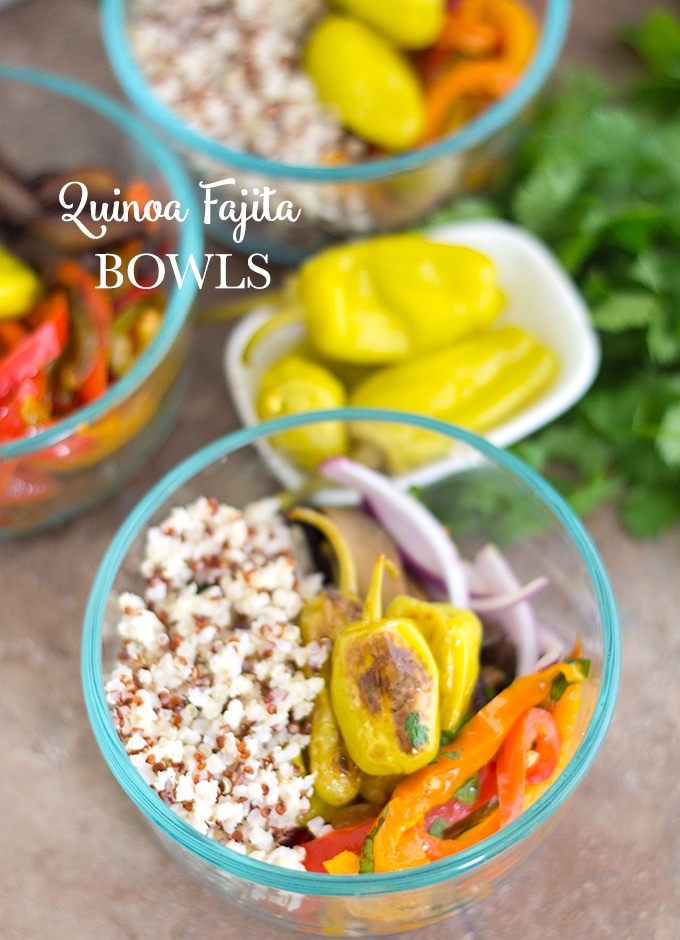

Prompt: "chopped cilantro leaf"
[406,712,430,749]
[427,818,450,839]
[359,810,387,875]
[550,659,591,701]
[440,749,462,761]
[454,774,480,804]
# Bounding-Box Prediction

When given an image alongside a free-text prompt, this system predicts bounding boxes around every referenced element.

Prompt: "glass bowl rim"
[101,0,571,183]
[0,65,203,460]
[82,407,620,898]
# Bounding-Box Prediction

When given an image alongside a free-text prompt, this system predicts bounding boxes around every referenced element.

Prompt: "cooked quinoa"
[129,0,368,167]
[105,495,331,870]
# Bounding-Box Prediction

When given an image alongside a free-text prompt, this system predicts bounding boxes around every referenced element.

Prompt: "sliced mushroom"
[26,213,145,252]
[320,506,428,604]
[30,166,122,210]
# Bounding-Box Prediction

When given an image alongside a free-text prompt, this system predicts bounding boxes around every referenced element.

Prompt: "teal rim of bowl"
[0,66,203,460]
[102,0,571,183]
[82,407,621,897]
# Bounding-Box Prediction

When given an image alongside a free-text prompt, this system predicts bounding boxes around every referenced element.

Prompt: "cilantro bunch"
[433,10,680,537]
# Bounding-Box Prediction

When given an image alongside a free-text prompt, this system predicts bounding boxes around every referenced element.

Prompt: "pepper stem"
[288,506,358,596]
[363,554,398,621]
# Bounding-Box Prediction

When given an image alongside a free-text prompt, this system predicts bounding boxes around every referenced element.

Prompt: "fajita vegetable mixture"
[105,457,588,874]
[0,166,166,448]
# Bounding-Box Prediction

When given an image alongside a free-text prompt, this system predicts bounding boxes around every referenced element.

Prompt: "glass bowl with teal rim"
[82,408,620,936]
[0,67,202,536]
[101,0,570,264]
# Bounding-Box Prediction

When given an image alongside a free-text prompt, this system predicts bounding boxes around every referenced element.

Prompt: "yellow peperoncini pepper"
[256,352,349,468]
[0,246,41,319]
[309,685,364,807]
[349,325,559,472]
[330,0,446,50]
[297,233,503,366]
[386,596,482,733]
[303,16,426,151]
[330,555,440,776]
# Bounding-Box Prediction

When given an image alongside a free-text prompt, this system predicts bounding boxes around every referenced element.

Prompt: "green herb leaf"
[454,774,480,804]
[440,749,462,761]
[513,161,587,238]
[622,9,680,79]
[590,292,661,332]
[359,810,387,875]
[405,712,429,749]
[427,818,450,839]
[550,659,590,702]
[424,9,680,538]
[656,402,680,466]
[621,483,680,538]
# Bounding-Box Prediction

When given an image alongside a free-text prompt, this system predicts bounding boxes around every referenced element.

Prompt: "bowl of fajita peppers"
[103,0,569,263]
[83,411,620,935]
[0,68,202,536]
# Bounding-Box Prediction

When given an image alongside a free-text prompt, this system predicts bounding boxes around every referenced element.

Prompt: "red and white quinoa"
[105,495,331,870]
[129,0,368,167]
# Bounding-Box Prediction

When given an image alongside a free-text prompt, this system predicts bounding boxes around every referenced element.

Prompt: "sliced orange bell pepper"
[420,0,538,141]
[372,661,586,872]
[421,59,518,141]
[465,0,539,70]
[435,7,501,57]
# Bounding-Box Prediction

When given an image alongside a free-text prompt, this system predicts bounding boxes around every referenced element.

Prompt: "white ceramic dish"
[224,219,599,495]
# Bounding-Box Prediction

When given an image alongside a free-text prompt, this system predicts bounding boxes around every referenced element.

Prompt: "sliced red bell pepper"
[0,291,68,400]
[303,818,376,873]
[496,706,561,827]
[0,371,49,443]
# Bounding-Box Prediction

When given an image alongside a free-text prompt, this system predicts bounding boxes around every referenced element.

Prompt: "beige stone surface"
[1,1,678,938]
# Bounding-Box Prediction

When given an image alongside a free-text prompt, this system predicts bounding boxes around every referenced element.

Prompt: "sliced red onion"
[534,623,567,671]
[318,456,469,608]
[462,559,488,597]
[473,544,539,677]
[469,576,548,615]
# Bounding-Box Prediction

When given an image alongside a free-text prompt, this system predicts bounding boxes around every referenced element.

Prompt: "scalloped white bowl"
[224,220,599,493]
